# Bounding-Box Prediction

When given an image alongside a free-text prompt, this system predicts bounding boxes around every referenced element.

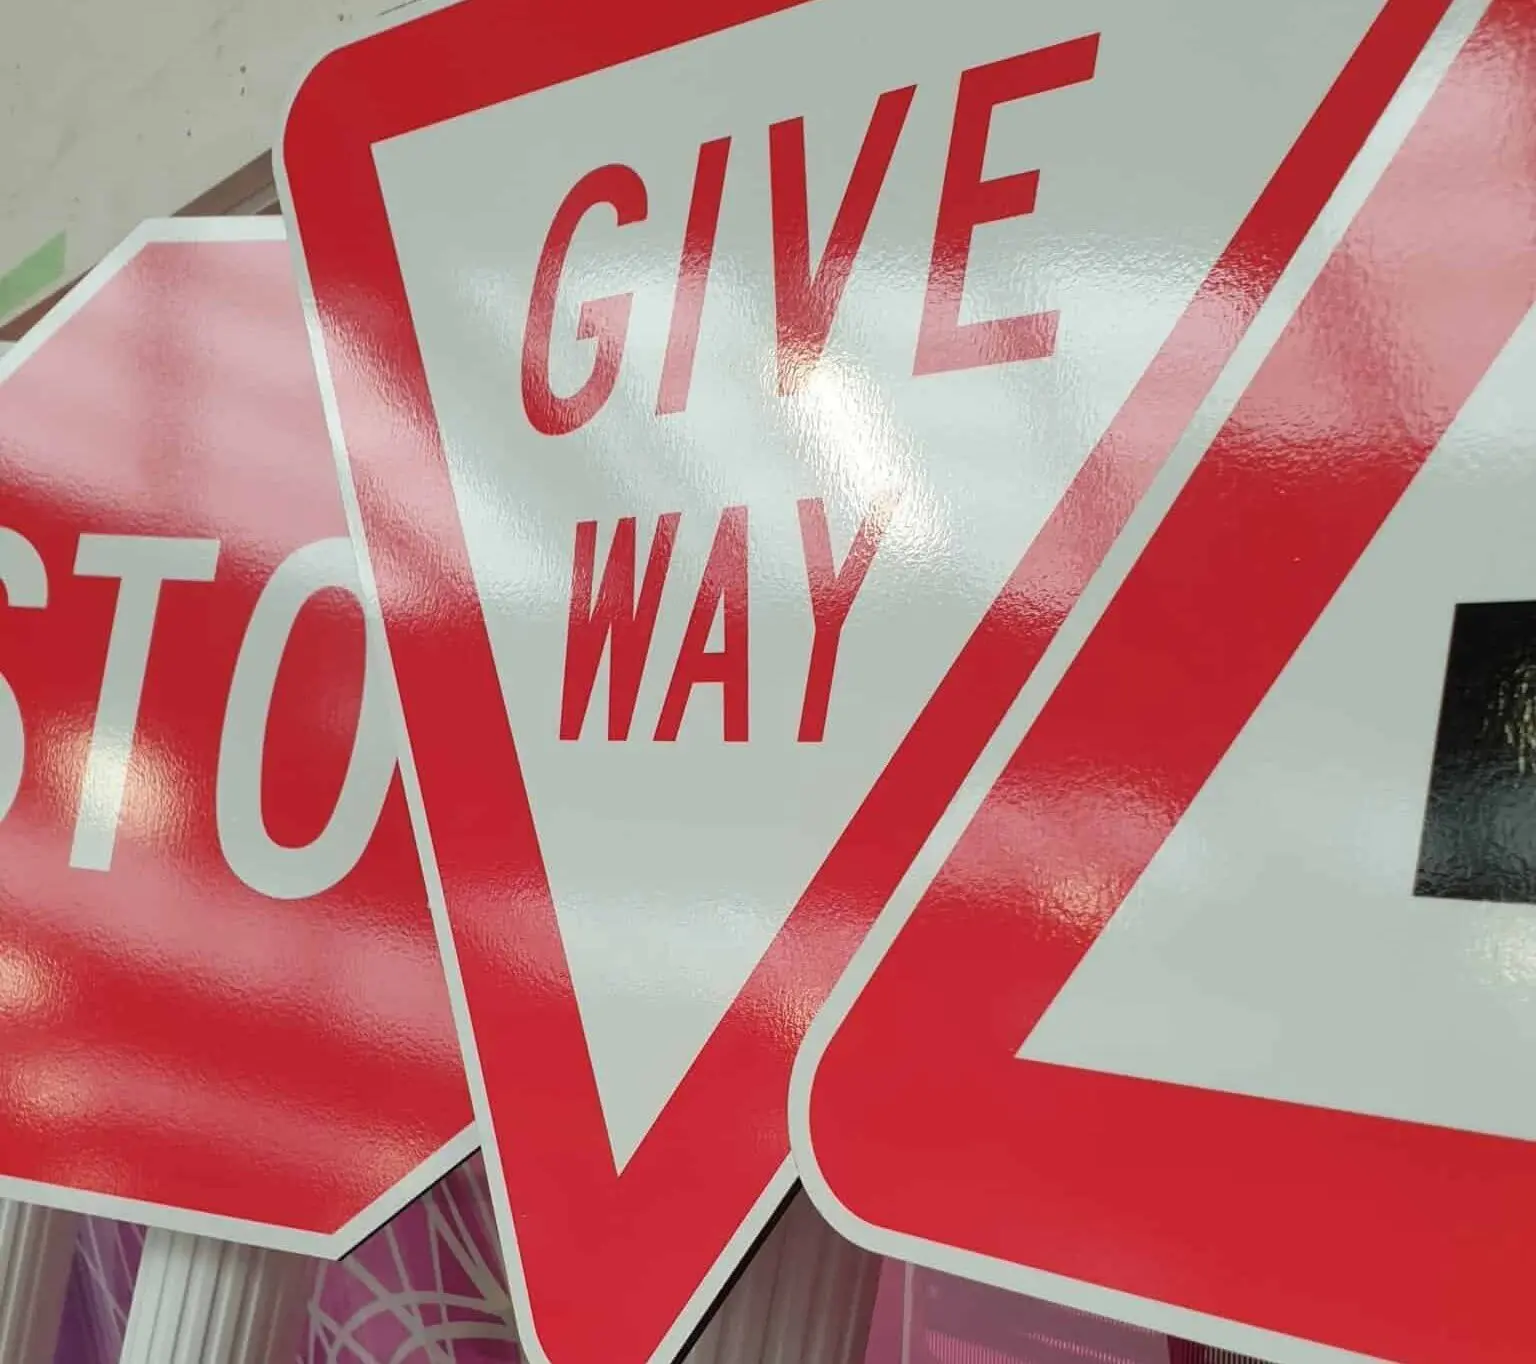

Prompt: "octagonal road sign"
[278,0,1456,1356]
[0,218,475,1256]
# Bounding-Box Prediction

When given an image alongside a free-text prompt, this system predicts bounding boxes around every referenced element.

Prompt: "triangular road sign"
[279,0,1456,1358]
[793,1,1536,1360]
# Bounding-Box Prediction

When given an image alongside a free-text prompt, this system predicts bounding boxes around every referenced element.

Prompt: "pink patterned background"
[47,1165,1265,1364]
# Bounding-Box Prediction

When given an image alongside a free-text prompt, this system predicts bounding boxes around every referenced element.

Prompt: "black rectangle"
[1414,599,1536,905]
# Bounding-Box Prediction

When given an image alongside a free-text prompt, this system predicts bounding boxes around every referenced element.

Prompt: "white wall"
[0,0,411,325]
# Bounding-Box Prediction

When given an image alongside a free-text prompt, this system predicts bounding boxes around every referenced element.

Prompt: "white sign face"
[370,0,1386,1167]
[1025,304,1536,1142]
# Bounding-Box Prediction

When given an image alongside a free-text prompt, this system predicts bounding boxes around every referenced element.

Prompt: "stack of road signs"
[1,0,1533,1360]
[276,0,1536,1360]
[276,0,1536,1358]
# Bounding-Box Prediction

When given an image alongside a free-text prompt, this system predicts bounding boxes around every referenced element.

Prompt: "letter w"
[560,514,680,740]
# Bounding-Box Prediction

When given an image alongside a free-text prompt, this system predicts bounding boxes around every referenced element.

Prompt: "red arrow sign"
[0,223,472,1253]
[795,2,1536,1360]
[280,0,1451,1356]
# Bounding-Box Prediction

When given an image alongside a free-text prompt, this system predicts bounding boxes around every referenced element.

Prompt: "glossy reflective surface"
[282,0,1460,1356]
[0,229,472,1250]
[799,1,1536,1362]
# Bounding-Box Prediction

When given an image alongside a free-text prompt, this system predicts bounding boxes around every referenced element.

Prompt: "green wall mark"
[0,233,67,321]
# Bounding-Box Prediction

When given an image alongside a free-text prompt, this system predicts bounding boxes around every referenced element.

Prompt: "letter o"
[217,537,396,900]
[0,528,48,824]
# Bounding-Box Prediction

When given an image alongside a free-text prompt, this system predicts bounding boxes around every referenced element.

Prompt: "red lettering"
[797,494,898,742]
[655,506,749,742]
[657,138,732,416]
[770,86,917,394]
[560,514,680,740]
[522,165,648,436]
[913,35,1099,376]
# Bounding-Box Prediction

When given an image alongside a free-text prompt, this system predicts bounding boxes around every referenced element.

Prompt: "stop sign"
[0,219,474,1254]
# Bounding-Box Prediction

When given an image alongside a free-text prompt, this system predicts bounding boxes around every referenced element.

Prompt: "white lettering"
[71,535,220,870]
[0,529,48,823]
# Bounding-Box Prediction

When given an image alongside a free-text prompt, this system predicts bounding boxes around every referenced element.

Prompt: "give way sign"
[0,220,474,1255]
[793,0,1536,1361]
[278,0,1457,1356]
